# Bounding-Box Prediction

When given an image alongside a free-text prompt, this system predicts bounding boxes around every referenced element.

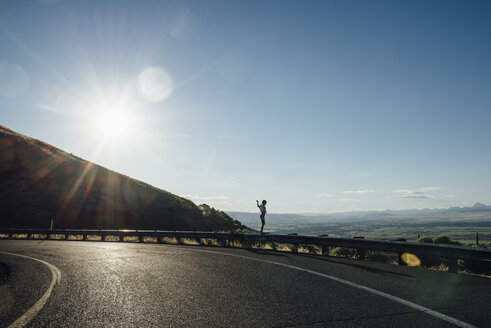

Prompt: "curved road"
[0,240,490,327]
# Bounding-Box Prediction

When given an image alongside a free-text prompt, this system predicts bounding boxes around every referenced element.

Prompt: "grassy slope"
[0,125,246,231]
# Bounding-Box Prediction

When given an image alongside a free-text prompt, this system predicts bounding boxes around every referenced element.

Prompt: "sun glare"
[97,110,130,139]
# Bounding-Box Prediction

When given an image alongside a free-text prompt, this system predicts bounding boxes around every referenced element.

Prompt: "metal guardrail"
[1,229,490,273]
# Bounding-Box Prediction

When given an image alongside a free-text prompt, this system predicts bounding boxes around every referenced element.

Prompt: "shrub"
[356,248,366,260]
[265,242,278,250]
[300,245,319,255]
[366,250,390,263]
[331,247,357,258]
[416,236,440,267]
[433,235,451,244]
[417,236,433,243]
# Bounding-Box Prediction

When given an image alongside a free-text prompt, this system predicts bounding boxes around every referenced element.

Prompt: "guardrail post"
[448,258,458,273]
[322,245,330,256]
[357,248,366,260]
[138,235,143,243]
[243,235,250,249]
[234,234,244,248]
[119,235,124,242]
[82,234,87,241]
[397,253,406,266]
[291,243,298,253]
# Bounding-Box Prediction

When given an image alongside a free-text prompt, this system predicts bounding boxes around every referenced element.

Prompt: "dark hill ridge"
[0,125,247,231]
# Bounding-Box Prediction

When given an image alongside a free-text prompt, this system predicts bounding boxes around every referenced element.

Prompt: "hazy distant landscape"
[228,203,491,245]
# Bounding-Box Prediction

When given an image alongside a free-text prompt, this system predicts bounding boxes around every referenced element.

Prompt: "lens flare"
[401,253,421,267]
[136,67,174,103]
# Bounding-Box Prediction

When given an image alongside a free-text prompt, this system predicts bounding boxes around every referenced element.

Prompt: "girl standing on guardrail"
[256,200,267,234]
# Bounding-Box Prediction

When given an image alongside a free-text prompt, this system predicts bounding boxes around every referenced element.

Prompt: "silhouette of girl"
[256,200,267,234]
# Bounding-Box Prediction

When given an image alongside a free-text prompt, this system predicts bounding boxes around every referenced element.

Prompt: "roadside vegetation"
[2,231,489,276]
[150,234,490,276]
[326,235,490,276]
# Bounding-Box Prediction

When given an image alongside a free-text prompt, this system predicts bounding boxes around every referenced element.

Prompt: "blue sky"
[1,0,490,213]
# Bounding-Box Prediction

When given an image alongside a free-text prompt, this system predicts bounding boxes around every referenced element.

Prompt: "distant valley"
[228,203,491,244]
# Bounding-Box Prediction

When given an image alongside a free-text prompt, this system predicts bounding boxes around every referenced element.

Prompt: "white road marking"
[0,251,61,328]
[187,248,476,328]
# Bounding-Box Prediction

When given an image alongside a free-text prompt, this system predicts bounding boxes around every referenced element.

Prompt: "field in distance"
[228,203,491,246]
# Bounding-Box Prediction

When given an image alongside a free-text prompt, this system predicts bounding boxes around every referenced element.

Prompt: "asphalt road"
[0,240,490,327]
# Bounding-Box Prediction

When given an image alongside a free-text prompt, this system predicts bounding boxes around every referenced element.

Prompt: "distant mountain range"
[0,125,247,231]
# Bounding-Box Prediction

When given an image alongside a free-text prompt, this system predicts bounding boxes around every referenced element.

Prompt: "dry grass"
[48,234,66,240]
[123,236,139,242]
[143,236,158,243]
[30,234,48,239]
[67,234,84,240]
[160,237,179,244]
[85,235,102,241]
[11,234,28,239]
[104,235,121,242]
[275,246,293,252]
[200,238,221,246]
[298,246,320,255]
[184,238,201,245]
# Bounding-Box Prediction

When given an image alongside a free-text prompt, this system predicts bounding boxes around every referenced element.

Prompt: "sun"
[97,110,130,139]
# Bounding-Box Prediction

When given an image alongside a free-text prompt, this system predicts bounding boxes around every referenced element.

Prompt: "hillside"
[0,125,247,231]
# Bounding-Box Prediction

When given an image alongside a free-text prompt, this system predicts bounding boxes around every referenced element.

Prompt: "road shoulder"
[0,261,8,283]
[0,254,52,328]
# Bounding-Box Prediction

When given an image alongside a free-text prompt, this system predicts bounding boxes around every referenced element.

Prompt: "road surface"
[0,240,490,327]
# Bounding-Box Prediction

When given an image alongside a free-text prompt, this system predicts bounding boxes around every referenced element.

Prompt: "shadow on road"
[0,261,8,282]
[298,254,415,278]
[245,248,289,257]
[272,308,423,328]
[240,248,413,277]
